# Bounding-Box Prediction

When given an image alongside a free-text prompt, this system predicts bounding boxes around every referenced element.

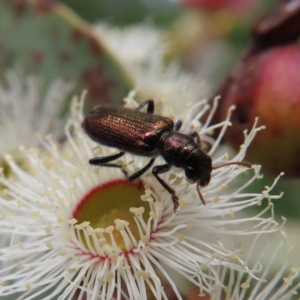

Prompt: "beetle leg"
[128,158,155,181]
[152,164,179,212]
[89,152,125,165]
[136,99,154,114]
[189,131,201,146]
[174,120,182,131]
[89,152,128,178]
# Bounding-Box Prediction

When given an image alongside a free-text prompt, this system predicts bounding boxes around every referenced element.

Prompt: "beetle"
[82,99,251,212]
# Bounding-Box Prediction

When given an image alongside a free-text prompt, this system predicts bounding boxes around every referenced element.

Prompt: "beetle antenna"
[196,180,206,205]
[212,161,252,170]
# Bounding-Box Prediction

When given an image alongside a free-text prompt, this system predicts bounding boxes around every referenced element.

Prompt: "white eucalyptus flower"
[0,92,284,300]
[210,231,300,300]
[94,24,209,113]
[0,71,73,162]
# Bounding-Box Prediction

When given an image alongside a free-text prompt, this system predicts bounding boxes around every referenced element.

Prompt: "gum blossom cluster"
[0,92,287,300]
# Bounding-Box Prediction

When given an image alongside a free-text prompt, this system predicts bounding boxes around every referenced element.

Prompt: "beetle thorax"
[158,131,198,168]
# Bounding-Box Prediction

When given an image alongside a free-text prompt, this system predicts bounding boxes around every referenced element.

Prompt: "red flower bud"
[217,44,300,176]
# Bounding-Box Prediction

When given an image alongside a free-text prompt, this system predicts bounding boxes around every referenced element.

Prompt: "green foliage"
[58,0,181,26]
[0,0,132,105]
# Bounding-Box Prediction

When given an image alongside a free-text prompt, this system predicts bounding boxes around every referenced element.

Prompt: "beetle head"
[185,149,212,186]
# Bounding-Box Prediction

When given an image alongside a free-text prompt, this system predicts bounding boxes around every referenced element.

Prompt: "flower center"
[73,180,150,250]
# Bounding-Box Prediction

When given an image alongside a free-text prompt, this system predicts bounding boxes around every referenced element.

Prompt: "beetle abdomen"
[82,106,174,156]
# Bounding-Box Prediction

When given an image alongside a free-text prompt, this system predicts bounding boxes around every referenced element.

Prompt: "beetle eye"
[185,166,195,180]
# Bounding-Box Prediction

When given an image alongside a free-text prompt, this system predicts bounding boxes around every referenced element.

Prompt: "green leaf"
[0,0,133,105]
